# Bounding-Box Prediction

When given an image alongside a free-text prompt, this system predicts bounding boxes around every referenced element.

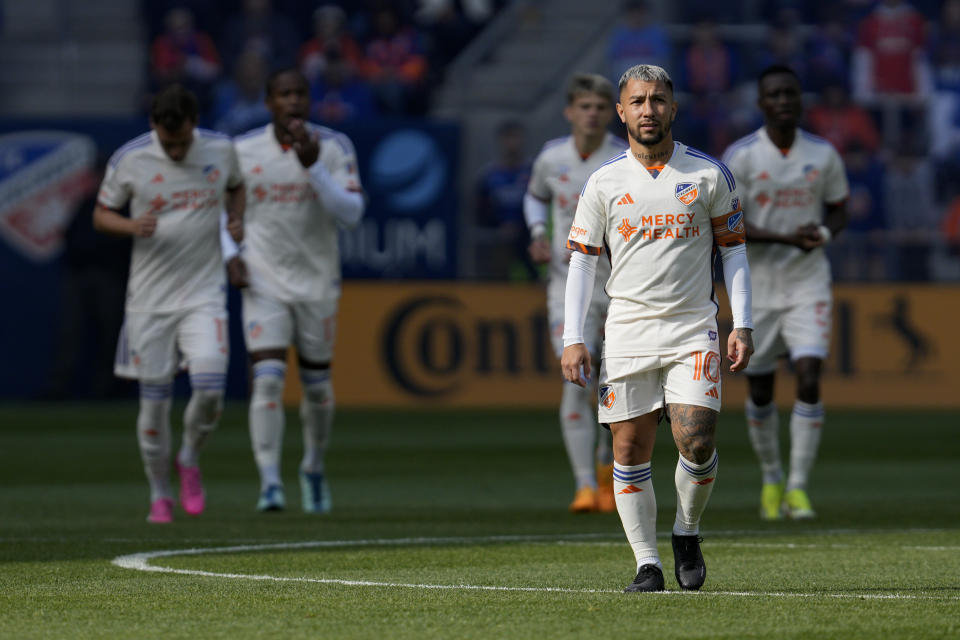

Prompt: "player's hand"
[793,223,824,252]
[726,327,754,372]
[133,214,157,238]
[226,256,249,288]
[288,118,320,168]
[561,343,591,387]
[227,213,244,243]
[528,236,551,264]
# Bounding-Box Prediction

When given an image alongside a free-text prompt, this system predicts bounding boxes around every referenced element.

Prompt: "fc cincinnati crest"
[675,182,699,205]
[599,385,616,409]
[727,211,744,234]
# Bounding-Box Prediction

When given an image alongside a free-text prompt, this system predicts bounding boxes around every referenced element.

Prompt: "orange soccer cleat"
[595,463,617,512]
[569,486,598,513]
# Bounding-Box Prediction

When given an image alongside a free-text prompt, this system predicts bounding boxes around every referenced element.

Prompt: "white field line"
[111,533,960,601]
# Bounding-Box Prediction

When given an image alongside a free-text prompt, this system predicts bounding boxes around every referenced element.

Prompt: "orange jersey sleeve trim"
[566,239,603,255]
[711,207,746,247]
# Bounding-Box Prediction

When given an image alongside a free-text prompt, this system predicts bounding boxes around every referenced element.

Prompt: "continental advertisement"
[284,282,960,409]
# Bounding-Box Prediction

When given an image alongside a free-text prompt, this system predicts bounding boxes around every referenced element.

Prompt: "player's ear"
[616,102,626,124]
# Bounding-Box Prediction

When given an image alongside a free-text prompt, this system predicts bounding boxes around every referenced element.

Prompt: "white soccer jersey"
[722,127,848,308]
[98,129,243,313]
[527,132,627,285]
[567,142,745,358]
[235,123,361,302]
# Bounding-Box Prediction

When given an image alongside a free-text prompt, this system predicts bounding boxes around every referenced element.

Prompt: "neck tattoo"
[634,150,669,161]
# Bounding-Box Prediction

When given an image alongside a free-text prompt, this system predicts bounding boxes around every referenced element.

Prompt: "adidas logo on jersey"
[705,386,719,398]
[616,193,635,205]
[151,173,164,183]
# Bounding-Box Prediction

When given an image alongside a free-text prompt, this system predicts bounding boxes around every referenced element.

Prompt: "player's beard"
[629,118,671,147]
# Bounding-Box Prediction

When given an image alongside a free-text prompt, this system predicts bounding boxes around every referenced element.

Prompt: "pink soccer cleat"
[147,497,174,524]
[175,461,206,516]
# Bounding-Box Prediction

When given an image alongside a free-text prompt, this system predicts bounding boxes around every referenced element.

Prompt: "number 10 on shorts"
[691,351,721,383]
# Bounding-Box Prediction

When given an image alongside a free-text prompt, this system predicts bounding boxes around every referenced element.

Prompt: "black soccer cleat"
[672,534,706,590]
[623,564,665,593]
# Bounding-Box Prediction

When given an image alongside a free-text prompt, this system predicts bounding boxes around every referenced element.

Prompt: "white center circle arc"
[111,531,960,600]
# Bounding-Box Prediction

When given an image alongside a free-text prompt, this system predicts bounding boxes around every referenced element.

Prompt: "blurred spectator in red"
[852,0,932,100]
[210,49,271,135]
[807,80,881,154]
[299,5,364,84]
[361,6,429,114]
[606,0,671,82]
[150,7,221,108]
[806,8,855,91]
[221,0,301,75]
[475,120,536,280]
[681,20,738,95]
[311,45,378,124]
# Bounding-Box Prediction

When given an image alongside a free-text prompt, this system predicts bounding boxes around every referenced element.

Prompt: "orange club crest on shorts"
[599,385,616,409]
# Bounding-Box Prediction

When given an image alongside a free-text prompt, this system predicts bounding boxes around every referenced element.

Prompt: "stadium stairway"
[0,0,144,117]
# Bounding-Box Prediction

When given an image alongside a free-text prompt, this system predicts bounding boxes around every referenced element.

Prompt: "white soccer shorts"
[547,276,607,358]
[597,348,723,424]
[242,290,338,363]
[114,303,229,382]
[745,297,832,376]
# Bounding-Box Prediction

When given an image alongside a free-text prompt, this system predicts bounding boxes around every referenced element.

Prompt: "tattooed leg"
[668,403,719,542]
[667,403,717,464]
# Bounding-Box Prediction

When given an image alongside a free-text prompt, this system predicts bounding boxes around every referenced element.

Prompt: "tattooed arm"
[727,327,754,373]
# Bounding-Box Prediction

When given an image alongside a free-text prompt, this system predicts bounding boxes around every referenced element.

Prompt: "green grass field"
[1,403,958,639]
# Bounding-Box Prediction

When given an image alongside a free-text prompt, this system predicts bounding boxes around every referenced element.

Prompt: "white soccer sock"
[138,381,173,502]
[745,398,782,485]
[787,400,824,492]
[560,383,597,489]
[613,461,660,569]
[673,450,718,536]
[250,360,286,490]
[300,367,333,475]
[179,367,226,467]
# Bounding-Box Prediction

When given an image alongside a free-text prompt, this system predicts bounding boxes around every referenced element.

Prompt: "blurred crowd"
[476,0,960,282]
[143,0,501,132]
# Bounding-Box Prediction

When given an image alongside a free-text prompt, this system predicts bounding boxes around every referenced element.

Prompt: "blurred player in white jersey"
[722,65,848,521]
[225,68,364,513]
[95,84,245,523]
[562,65,754,592]
[525,73,627,513]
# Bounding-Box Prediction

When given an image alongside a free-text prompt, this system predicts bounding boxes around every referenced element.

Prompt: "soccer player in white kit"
[94,85,245,523]
[722,65,848,521]
[561,65,754,592]
[225,68,364,513]
[525,73,627,513]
